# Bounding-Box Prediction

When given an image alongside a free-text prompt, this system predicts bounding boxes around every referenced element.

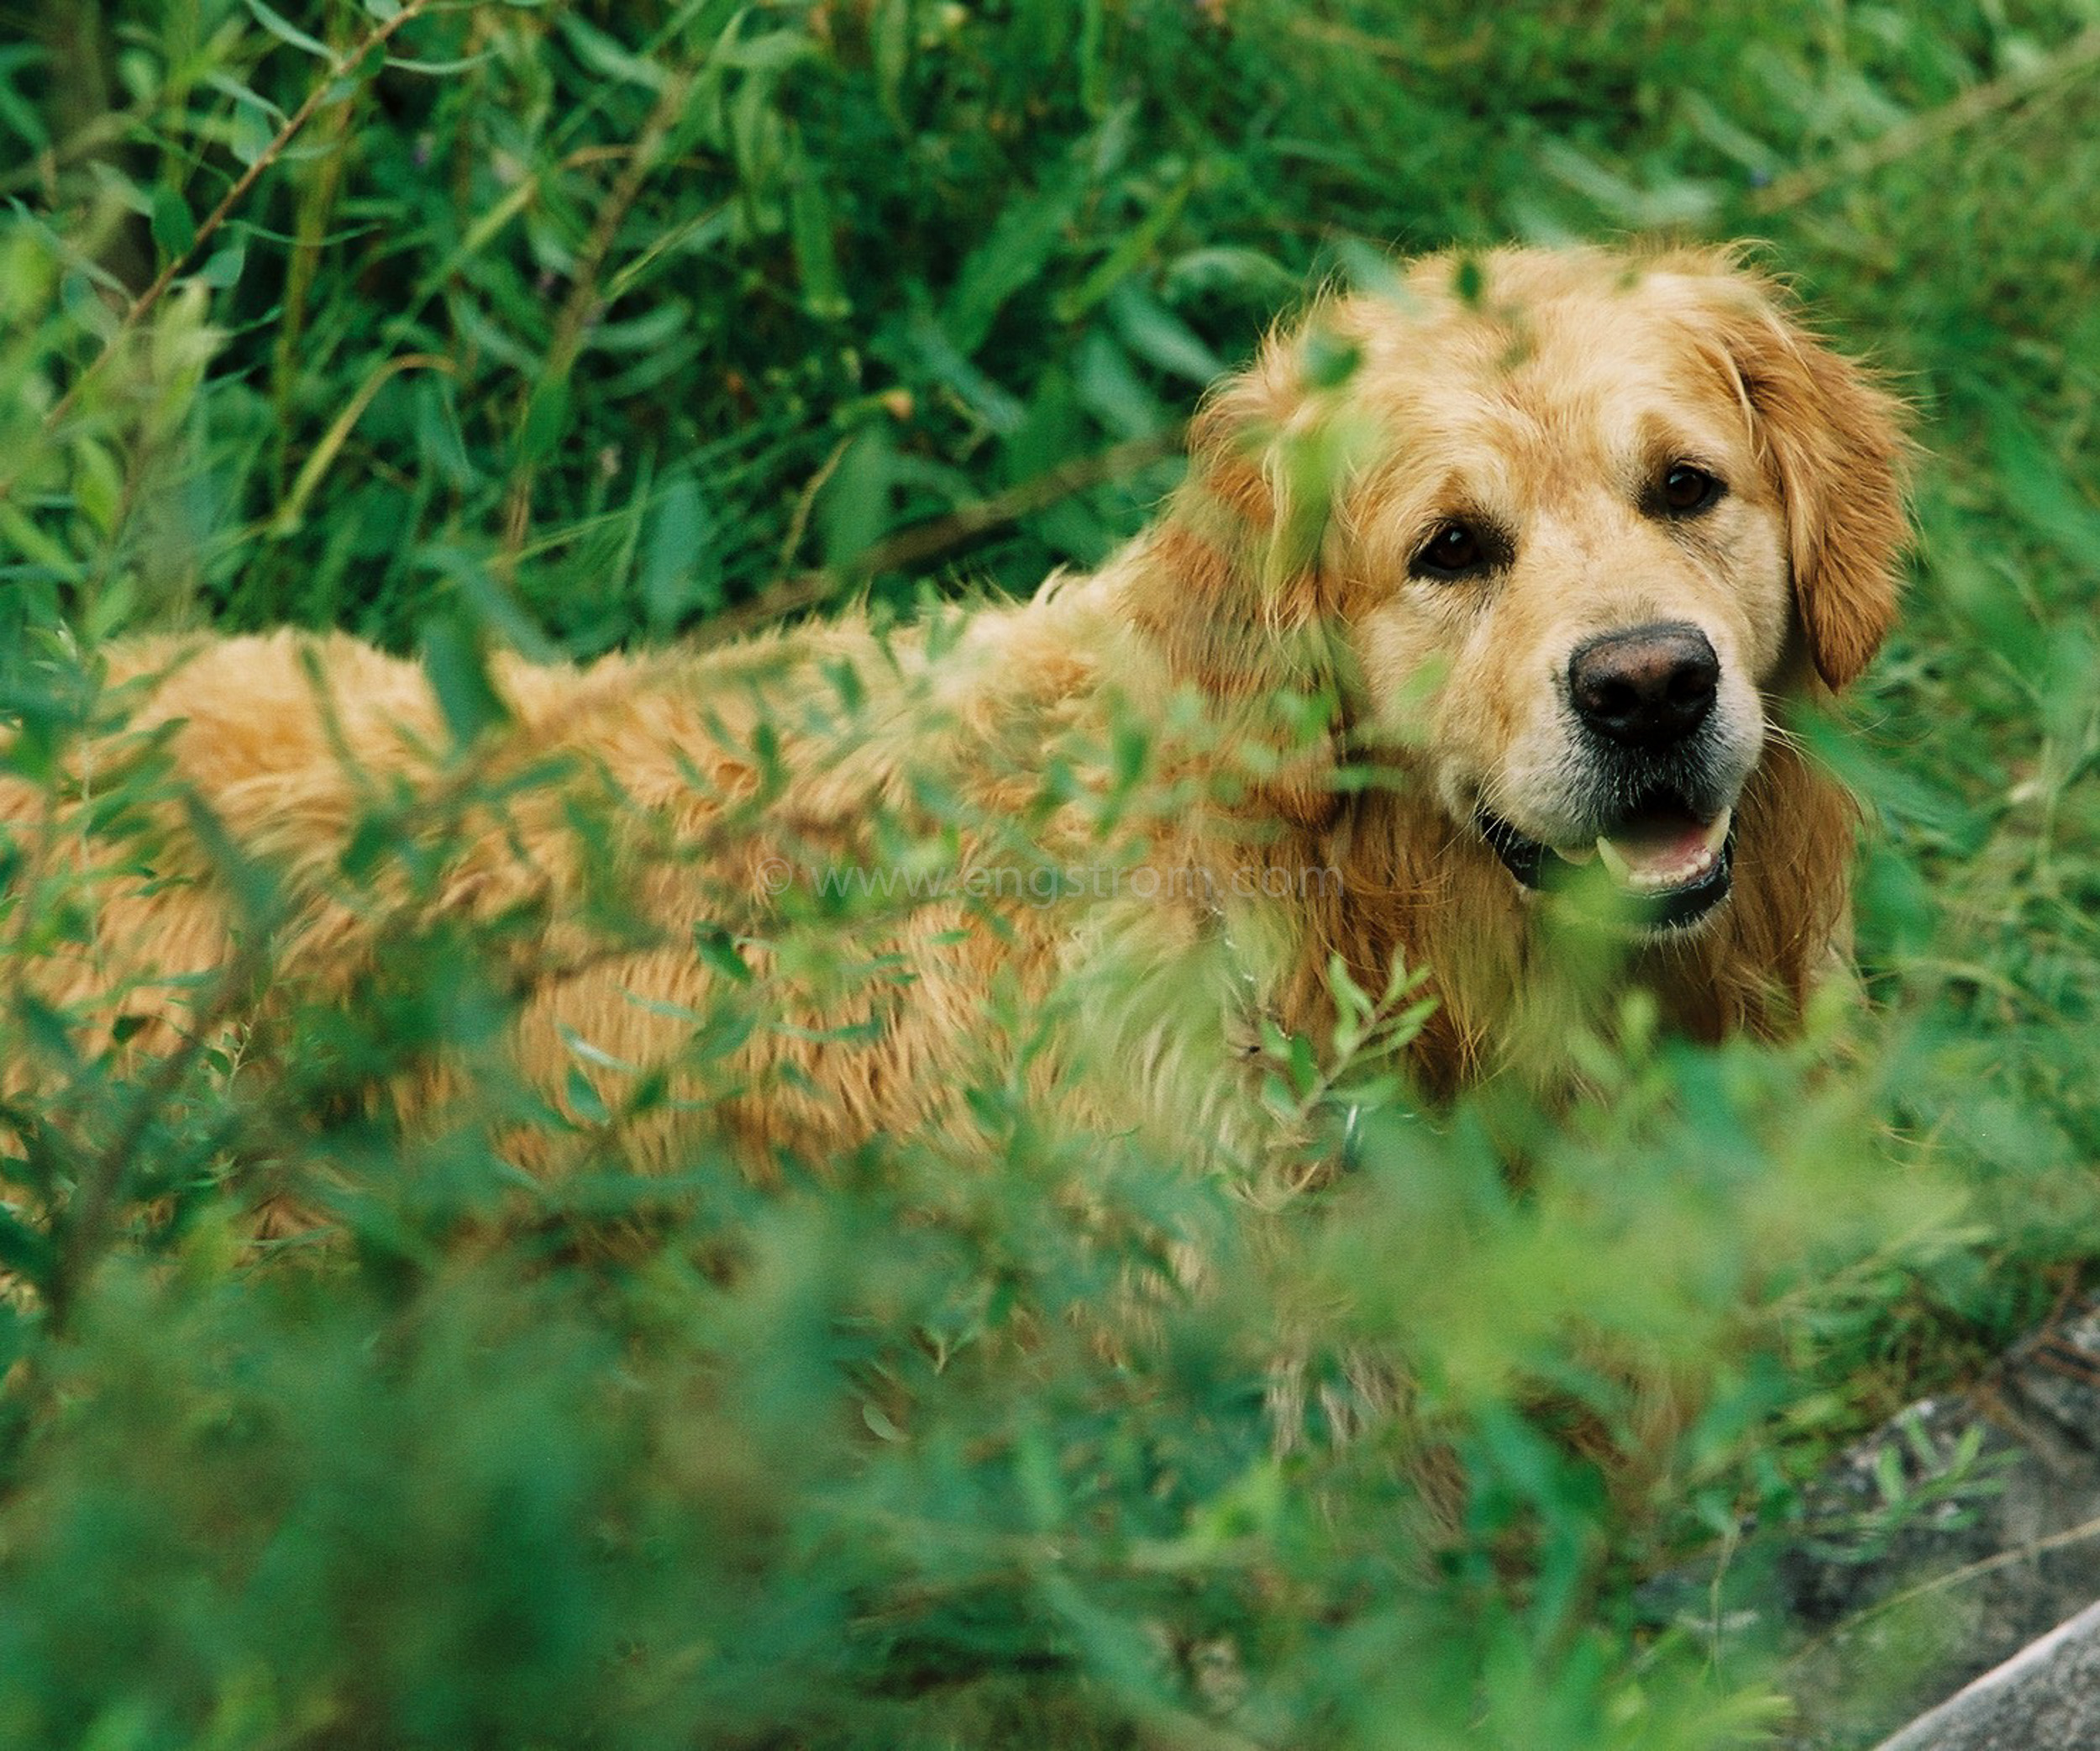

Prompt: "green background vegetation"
[2,0,2098,1745]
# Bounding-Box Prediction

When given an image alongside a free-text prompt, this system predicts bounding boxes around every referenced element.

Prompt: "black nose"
[1567,623,1719,750]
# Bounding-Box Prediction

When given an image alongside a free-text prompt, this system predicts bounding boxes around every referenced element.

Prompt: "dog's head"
[1134,245,1909,933]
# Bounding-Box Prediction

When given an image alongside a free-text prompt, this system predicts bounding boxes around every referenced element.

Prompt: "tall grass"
[2,2,2097,1745]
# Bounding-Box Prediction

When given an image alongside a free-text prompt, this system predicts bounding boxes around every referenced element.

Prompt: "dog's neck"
[1253,739,1856,1103]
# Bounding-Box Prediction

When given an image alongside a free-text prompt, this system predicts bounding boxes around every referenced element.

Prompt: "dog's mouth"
[1477,793,1735,931]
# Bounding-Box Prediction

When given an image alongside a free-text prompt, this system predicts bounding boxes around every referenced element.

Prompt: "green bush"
[3,2,2098,1746]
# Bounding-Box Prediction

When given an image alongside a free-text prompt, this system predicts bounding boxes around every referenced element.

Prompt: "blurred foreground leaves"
[3,0,2099,1745]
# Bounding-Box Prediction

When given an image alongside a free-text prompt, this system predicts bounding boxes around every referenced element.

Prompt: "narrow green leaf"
[787,164,849,322]
[518,376,573,465]
[181,791,282,930]
[414,546,561,663]
[555,14,665,89]
[386,54,497,76]
[716,31,816,73]
[71,439,124,537]
[944,163,1088,356]
[695,925,754,986]
[1076,0,1105,114]
[197,239,246,289]
[1053,173,1193,324]
[871,0,911,126]
[202,71,288,124]
[558,1023,640,1074]
[695,1007,756,1061]
[643,474,719,632]
[419,613,512,747]
[247,0,333,58]
[228,105,276,167]
[564,1065,612,1125]
[150,187,196,260]
[1106,281,1223,384]
[818,427,895,571]
[1872,1442,1908,1506]
[1161,245,1299,302]
[0,72,50,152]
[1300,325,1362,392]
[1286,1032,1319,1100]
[1328,953,1373,1031]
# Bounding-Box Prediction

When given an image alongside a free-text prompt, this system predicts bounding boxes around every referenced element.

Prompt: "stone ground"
[1875,1598,2100,1751]
[1767,1301,2100,1747]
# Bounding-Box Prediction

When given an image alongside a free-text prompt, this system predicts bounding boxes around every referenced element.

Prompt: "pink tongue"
[1603,815,1709,876]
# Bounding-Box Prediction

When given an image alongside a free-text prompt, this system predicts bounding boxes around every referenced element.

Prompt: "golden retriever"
[0,245,1907,1173]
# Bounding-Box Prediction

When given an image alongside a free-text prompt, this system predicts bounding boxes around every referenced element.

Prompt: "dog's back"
[0,594,1284,1170]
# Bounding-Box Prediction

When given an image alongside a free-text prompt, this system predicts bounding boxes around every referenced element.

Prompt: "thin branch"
[497,63,699,574]
[859,427,1185,574]
[38,0,446,437]
[1750,25,2100,215]
[695,426,1185,647]
[773,431,856,578]
[1787,1509,2100,1668]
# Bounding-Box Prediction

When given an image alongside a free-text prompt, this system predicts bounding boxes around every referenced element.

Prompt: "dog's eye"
[1414,522,1485,577]
[1659,463,1723,516]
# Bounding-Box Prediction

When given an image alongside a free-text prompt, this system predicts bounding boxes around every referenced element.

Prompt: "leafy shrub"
[2,2,2097,1746]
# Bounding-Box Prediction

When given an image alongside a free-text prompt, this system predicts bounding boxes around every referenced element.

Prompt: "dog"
[0,245,1907,1175]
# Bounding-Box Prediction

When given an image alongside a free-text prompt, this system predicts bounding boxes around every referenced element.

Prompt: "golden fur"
[0,246,1907,1172]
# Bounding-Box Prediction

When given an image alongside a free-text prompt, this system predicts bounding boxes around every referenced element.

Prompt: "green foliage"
[3,1,2098,1746]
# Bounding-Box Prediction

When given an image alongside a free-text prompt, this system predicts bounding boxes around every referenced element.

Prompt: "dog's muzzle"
[1478,622,1740,931]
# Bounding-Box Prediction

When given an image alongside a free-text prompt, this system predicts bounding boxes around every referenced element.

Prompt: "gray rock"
[1873,1597,2100,1751]
[1777,1302,2100,1747]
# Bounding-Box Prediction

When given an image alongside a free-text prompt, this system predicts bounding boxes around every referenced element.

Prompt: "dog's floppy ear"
[1120,318,1369,827]
[1699,272,1910,691]
[1127,310,1374,692]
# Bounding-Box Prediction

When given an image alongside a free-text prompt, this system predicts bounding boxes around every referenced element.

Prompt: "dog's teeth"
[1554,843,1596,865]
[1593,810,1730,895]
